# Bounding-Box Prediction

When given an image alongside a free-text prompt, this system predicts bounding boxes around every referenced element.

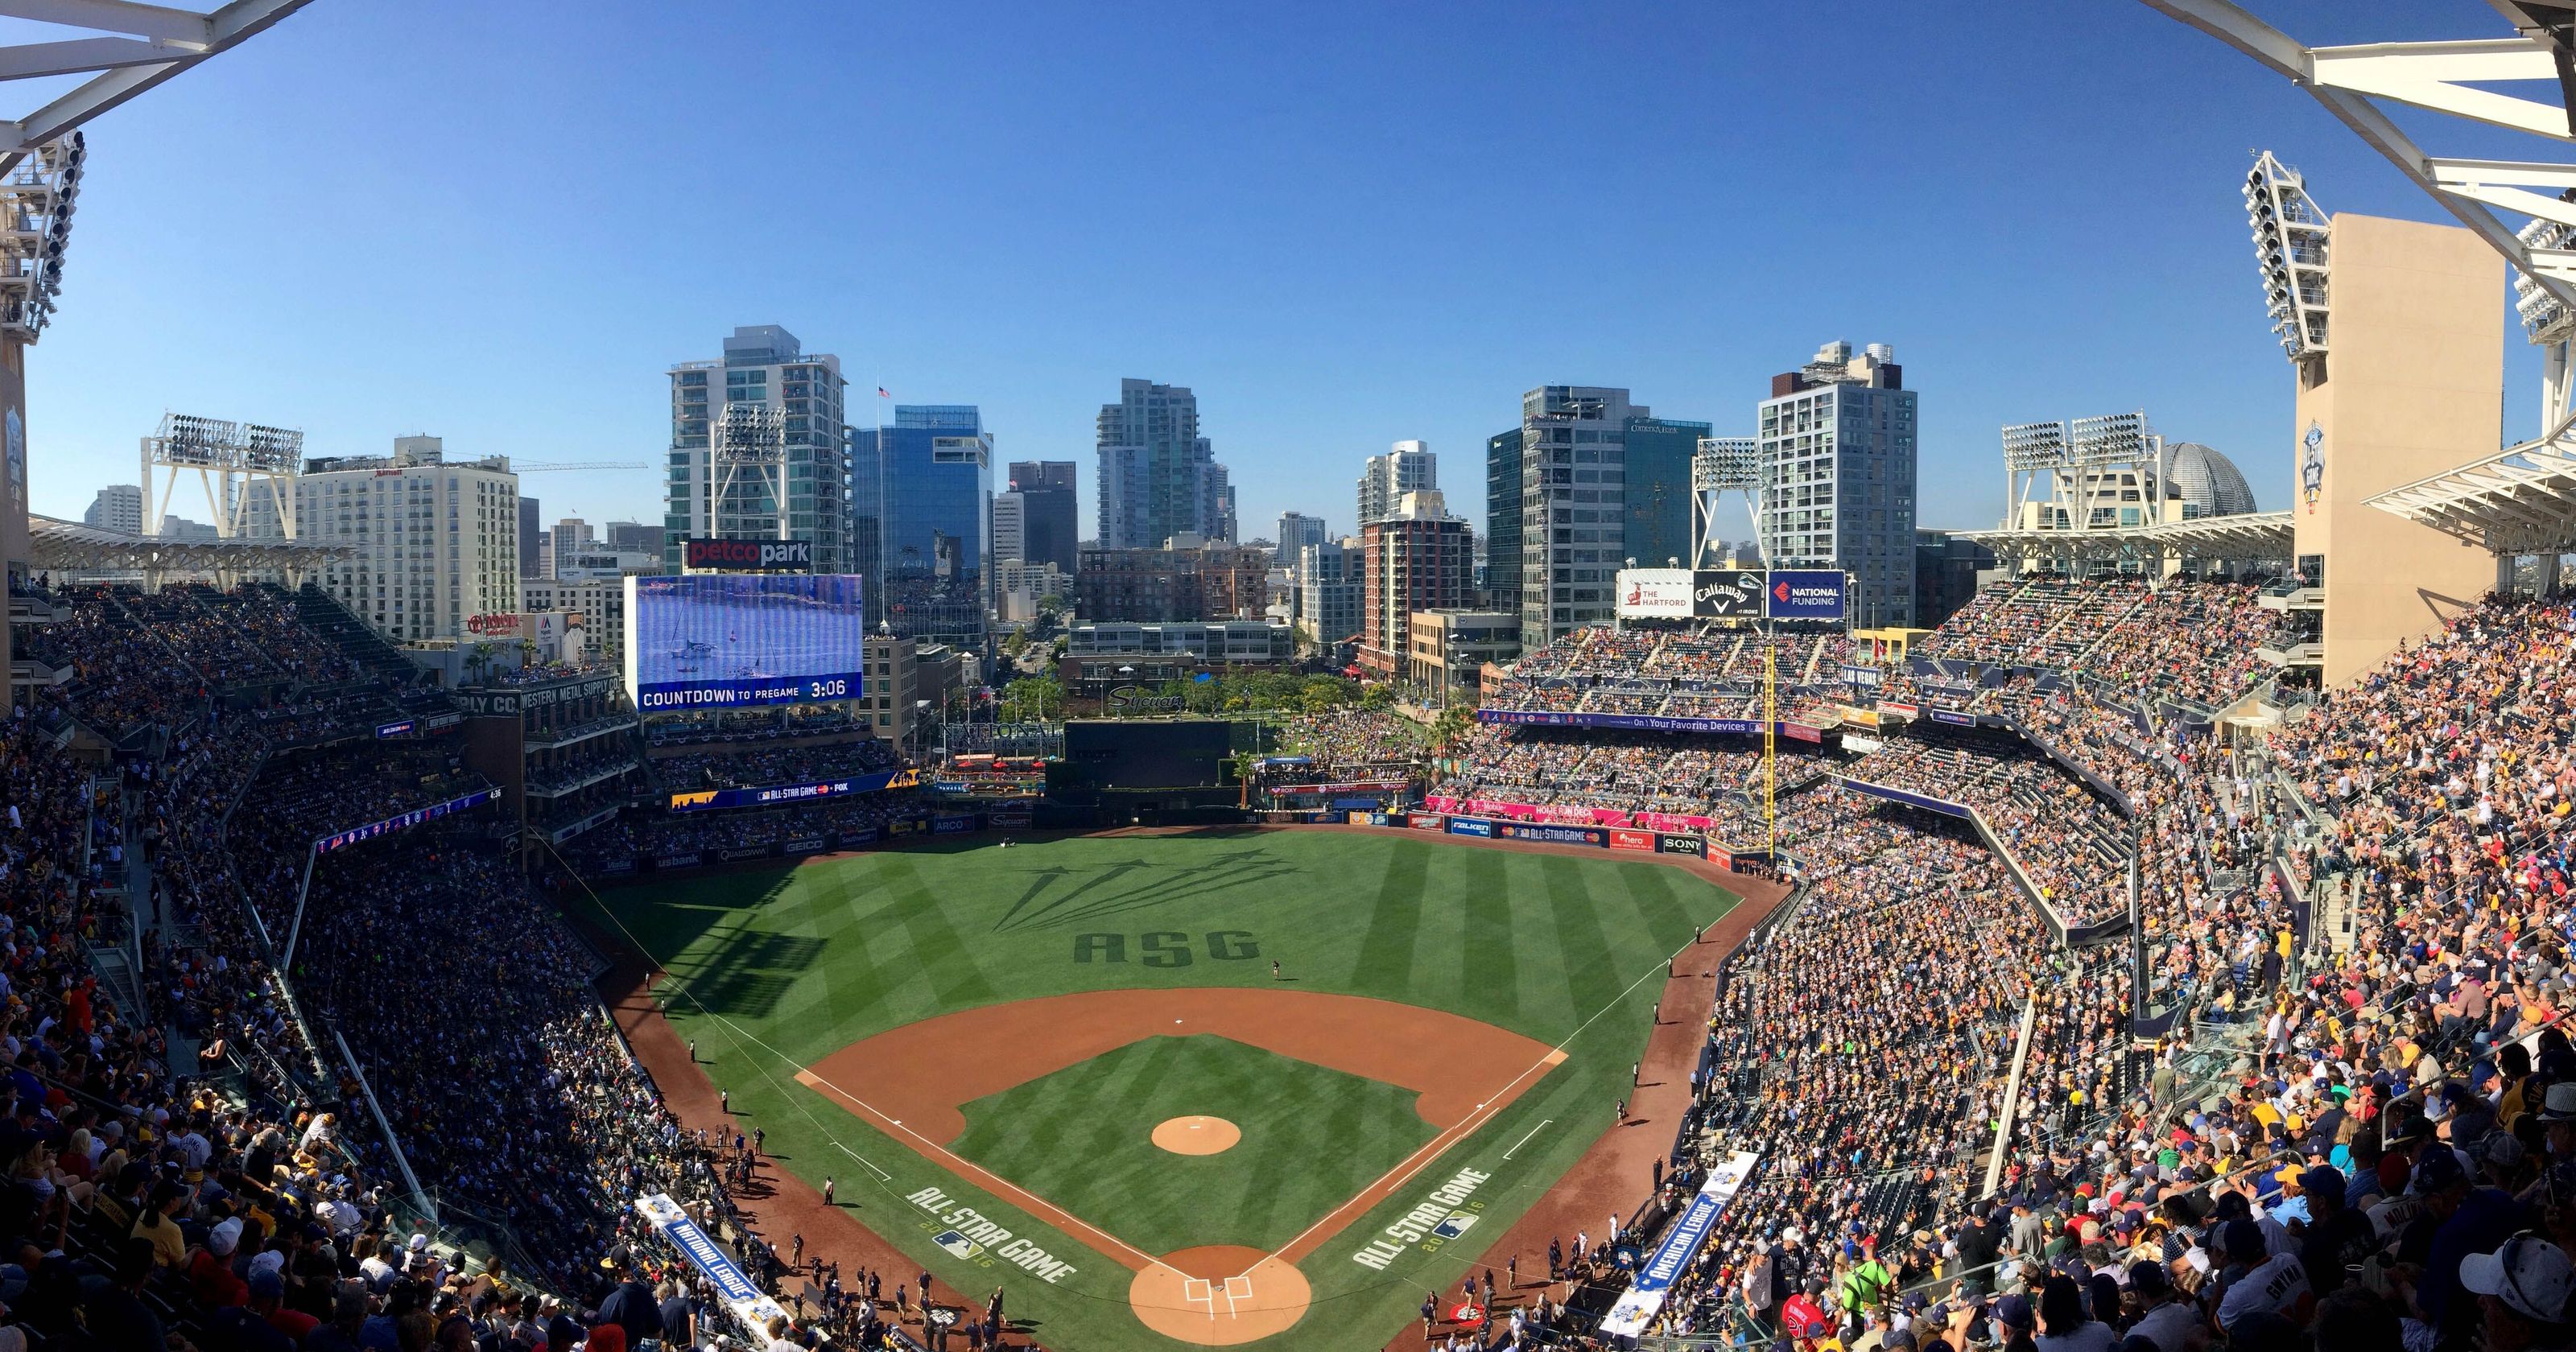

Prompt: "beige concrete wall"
[2292,213,2500,687]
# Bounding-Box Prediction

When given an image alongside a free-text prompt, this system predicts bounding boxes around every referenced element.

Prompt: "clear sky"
[14,0,2553,544]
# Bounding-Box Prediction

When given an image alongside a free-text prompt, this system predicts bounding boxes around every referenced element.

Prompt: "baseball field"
[577,826,1740,1349]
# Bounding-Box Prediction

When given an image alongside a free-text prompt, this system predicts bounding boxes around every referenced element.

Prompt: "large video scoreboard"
[622,574,867,711]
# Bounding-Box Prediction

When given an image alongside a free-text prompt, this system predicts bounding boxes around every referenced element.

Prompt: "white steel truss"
[2000,412,2165,533]
[2364,427,2576,556]
[2142,0,2576,427]
[711,401,788,541]
[0,2,317,177]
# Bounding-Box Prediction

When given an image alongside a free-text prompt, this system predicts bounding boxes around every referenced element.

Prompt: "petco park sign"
[684,537,813,571]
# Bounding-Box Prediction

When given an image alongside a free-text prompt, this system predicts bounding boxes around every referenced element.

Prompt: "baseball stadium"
[8,6,2576,1352]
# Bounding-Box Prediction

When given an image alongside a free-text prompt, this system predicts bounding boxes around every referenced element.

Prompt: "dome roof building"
[2161,441,2258,519]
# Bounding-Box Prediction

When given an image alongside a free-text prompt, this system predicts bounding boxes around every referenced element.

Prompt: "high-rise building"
[1358,489,1474,678]
[1205,463,1237,543]
[518,498,541,577]
[239,436,520,642]
[1096,379,1228,549]
[1276,512,1327,561]
[82,484,141,534]
[1756,341,1917,629]
[1484,429,1524,614]
[992,490,1026,570]
[664,324,850,574]
[605,520,657,553]
[554,517,594,560]
[1293,538,1360,661]
[1517,386,1644,644]
[1005,460,1079,575]
[1621,416,1712,570]
[857,404,993,651]
[1075,541,1269,624]
[1356,439,1436,528]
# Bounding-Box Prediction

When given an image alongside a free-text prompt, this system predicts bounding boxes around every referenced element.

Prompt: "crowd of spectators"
[652,739,902,793]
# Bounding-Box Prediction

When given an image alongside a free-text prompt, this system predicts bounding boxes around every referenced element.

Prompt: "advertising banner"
[683,538,813,572]
[988,810,1033,829]
[374,719,416,739]
[1410,813,1446,831]
[1480,709,1761,736]
[598,859,638,876]
[1765,570,1846,620]
[838,826,881,847]
[1265,779,1410,797]
[1709,847,1732,870]
[654,851,705,870]
[1610,829,1656,852]
[1781,723,1823,744]
[782,835,828,855]
[931,814,978,835]
[1615,567,1695,620]
[716,844,774,862]
[1693,568,1766,619]
[1598,1152,1761,1338]
[313,788,502,855]
[1841,734,1884,754]
[635,1193,791,1336]
[668,767,919,814]
[1496,822,1608,847]
[1928,708,1975,727]
[1839,664,1882,688]
[1879,701,1919,719]
[1447,817,1495,838]
[1657,834,1707,858]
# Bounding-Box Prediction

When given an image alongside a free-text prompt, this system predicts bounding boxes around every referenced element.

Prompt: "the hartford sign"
[683,537,812,571]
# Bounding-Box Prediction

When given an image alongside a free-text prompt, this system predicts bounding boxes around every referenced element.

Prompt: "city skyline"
[10,0,2541,548]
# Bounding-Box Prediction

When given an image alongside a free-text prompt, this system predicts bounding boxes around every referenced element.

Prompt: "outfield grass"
[578,829,1737,1350]
[951,1033,1436,1256]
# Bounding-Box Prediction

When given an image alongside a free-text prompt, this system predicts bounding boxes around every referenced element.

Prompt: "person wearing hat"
[2462,1232,2576,1350]
[2213,1218,2312,1333]
[188,1214,249,1309]
[2293,1164,2377,1294]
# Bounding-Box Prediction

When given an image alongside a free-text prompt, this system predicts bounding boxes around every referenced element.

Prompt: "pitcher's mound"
[1129,1247,1310,1345]
[1151,1115,1241,1155]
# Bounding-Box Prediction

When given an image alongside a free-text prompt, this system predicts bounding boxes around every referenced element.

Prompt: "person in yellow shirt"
[130,1179,187,1269]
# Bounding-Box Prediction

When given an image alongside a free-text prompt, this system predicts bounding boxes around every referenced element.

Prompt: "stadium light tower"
[2000,414,2164,543]
[2246,150,2331,377]
[712,401,788,541]
[2001,420,2070,530]
[140,412,303,538]
[2140,0,2576,428]
[1690,435,1760,567]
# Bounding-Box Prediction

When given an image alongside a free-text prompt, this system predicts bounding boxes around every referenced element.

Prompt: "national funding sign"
[1689,568,1847,620]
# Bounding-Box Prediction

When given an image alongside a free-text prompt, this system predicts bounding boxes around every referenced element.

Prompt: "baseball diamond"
[580,826,1743,1348]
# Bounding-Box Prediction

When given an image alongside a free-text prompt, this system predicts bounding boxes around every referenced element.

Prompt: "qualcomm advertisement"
[624,574,869,711]
[312,788,501,854]
[1600,1151,1761,1338]
[1765,569,1847,620]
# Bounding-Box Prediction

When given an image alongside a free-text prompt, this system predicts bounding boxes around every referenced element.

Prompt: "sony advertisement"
[1615,567,1695,620]
[623,574,869,711]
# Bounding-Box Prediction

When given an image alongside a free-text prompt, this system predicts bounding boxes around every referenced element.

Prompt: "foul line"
[1501,1119,1554,1161]
[791,1066,1162,1272]
[1257,922,1709,1274]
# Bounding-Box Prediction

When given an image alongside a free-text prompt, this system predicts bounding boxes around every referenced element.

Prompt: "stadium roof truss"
[26,511,348,571]
[2141,1,2576,422]
[0,1,315,176]
[2365,434,2576,555]
[1954,510,2295,565]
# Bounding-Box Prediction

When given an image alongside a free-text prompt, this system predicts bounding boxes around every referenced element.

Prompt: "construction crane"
[514,461,650,472]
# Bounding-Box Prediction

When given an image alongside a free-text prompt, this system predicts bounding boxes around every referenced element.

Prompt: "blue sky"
[14,0,2555,542]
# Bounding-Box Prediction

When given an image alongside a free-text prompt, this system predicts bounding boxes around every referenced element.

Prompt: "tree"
[1359,682,1396,711]
[1430,704,1472,750]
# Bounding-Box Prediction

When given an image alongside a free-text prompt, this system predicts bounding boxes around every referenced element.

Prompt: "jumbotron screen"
[622,574,867,711]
